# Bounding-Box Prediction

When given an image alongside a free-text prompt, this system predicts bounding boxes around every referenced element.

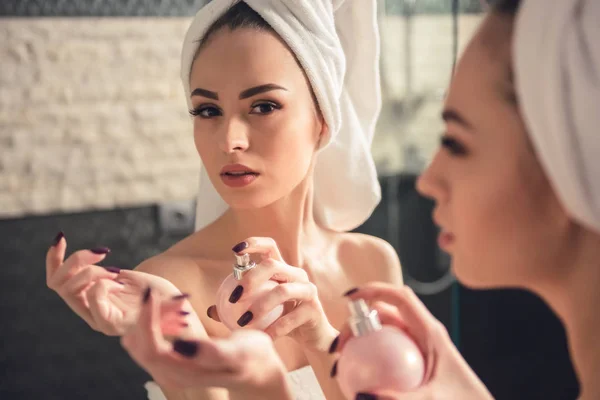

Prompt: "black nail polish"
[237,311,253,327]
[142,287,151,304]
[179,311,190,316]
[328,335,340,354]
[52,231,64,247]
[343,287,359,296]
[232,241,248,253]
[103,266,121,274]
[206,305,216,319]
[172,293,190,301]
[173,339,199,358]
[91,247,111,255]
[330,360,338,378]
[229,285,243,303]
[355,393,378,400]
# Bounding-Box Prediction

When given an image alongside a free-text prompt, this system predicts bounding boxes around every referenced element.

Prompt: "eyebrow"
[190,83,288,101]
[441,109,473,130]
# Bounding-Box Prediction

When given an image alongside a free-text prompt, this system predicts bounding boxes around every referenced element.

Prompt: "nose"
[416,153,447,204]
[219,117,250,154]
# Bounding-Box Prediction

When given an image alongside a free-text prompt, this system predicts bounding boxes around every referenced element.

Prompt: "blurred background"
[0,0,579,399]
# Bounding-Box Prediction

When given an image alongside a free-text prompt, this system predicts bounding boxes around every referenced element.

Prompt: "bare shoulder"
[336,232,403,286]
[134,230,220,298]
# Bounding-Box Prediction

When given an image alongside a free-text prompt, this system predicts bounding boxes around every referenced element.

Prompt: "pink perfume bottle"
[215,253,284,331]
[336,299,425,399]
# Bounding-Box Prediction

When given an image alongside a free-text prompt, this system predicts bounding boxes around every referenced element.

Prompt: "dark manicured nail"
[52,231,64,247]
[232,241,248,253]
[237,311,253,327]
[328,335,340,354]
[103,266,121,274]
[142,287,151,304]
[172,293,190,300]
[206,305,216,319]
[355,393,378,400]
[91,247,111,255]
[330,360,338,378]
[229,285,243,303]
[173,339,199,358]
[343,287,359,296]
[179,311,190,316]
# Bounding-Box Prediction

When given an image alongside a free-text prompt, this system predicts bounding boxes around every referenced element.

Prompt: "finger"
[46,231,66,283]
[139,288,172,354]
[249,282,316,322]
[61,265,120,295]
[232,259,309,304]
[263,302,313,339]
[86,278,127,335]
[206,305,221,322]
[234,237,283,262]
[49,248,111,289]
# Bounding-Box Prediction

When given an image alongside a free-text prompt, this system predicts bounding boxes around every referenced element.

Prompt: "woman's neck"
[220,175,322,267]
[538,233,600,399]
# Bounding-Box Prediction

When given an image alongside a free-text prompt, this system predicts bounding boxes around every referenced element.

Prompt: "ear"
[316,118,329,149]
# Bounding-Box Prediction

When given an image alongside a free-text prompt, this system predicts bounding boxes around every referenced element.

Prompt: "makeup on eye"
[440,135,468,156]
[189,100,282,118]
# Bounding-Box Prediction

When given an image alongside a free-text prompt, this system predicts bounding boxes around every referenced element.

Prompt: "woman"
[332,0,600,399]
[45,1,402,399]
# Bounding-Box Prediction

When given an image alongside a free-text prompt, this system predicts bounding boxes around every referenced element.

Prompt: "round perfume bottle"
[336,299,425,399]
[215,253,284,331]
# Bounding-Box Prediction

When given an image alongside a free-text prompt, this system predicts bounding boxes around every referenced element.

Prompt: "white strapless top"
[145,365,326,400]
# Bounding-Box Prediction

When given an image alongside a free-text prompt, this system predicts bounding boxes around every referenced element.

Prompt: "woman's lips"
[437,230,455,249]
[220,172,259,188]
[220,164,259,188]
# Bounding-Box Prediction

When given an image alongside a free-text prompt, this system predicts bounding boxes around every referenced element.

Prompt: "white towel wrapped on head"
[180,0,382,232]
[514,0,600,232]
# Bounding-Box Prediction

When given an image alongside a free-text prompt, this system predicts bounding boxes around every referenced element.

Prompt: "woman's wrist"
[304,324,339,355]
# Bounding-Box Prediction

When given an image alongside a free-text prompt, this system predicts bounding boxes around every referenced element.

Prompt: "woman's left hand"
[210,237,337,353]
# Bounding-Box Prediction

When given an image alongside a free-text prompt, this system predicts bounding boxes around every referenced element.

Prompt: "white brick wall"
[0,18,199,217]
[0,14,482,218]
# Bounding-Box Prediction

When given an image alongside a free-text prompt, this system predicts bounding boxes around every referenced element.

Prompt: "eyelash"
[189,101,282,119]
[440,135,468,156]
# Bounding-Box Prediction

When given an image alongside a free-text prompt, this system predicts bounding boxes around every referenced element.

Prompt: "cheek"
[258,112,318,173]
[451,155,559,287]
[193,127,218,172]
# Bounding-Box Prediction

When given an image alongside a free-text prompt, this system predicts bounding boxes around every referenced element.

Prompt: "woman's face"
[416,13,572,290]
[189,27,324,210]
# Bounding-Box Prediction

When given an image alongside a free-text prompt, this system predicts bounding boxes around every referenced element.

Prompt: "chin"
[451,257,516,290]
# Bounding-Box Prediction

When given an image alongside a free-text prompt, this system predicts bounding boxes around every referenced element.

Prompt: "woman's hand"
[210,237,337,352]
[121,288,292,399]
[46,232,190,335]
[332,282,493,400]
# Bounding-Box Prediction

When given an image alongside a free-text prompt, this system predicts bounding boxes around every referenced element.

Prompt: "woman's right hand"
[121,289,293,399]
[45,232,190,336]
[334,282,493,400]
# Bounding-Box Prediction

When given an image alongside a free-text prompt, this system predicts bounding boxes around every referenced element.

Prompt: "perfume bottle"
[336,299,425,399]
[215,252,284,331]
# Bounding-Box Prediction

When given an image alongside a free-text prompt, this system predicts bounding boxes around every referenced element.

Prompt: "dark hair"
[492,0,522,15]
[190,1,321,113]
[196,1,275,53]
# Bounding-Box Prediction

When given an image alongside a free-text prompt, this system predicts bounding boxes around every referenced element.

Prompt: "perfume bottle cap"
[233,252,256,280]
[348,298,382,337]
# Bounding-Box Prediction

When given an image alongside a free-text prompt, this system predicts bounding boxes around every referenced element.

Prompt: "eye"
[250,101,282,115]
[440,135,468,156]
[189,105,222,118]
